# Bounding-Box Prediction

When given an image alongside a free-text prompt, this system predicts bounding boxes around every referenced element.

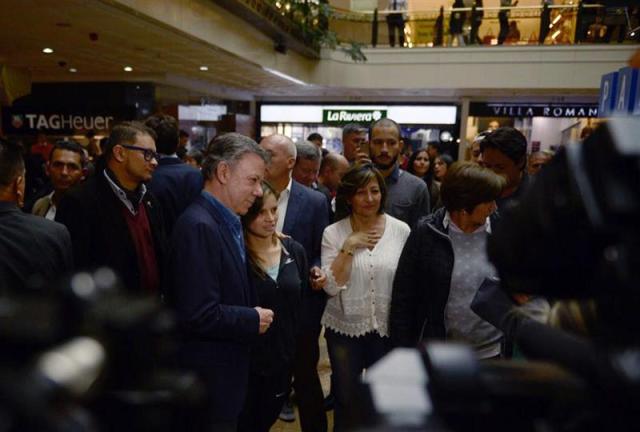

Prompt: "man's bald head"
[319,151,350,192]
[259,134,297,190]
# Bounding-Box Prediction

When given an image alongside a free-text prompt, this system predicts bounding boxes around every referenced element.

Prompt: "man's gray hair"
[342,123,366,139]
[202,133,269,182]
[296,141,321,162]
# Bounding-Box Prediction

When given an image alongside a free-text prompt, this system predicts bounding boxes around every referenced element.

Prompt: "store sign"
[614,68,638,115]
[598,72,618,118]
[2,108,124,134]
[322,109,387,125]
[470,103,598,118]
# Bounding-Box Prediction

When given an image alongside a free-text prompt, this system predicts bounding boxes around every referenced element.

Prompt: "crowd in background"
[1,114,562,431]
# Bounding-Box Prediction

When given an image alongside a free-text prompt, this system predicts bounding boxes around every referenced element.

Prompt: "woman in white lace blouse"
[321,163,410,431]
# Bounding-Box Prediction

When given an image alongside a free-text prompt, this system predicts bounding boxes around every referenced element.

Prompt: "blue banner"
[598,72,618,118]
[615,67,639,115]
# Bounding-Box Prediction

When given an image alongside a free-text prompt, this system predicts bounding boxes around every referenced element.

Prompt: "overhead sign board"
[598,72,619,118]
[260,105,458,125]
[322,109,386,125]
[2,107,134,134]
[469,102,598,118]
[614,67,639,115]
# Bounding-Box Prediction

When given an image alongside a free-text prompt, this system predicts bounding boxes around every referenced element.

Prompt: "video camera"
[0,268,204,432]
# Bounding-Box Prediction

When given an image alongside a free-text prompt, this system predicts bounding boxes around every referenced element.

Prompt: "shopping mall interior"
[1,0,639,431]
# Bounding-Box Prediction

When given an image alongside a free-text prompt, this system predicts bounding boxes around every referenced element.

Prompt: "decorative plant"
[272,0,367,62]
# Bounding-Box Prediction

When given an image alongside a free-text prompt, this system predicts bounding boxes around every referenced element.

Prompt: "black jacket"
[390,208,499,347]
[56,170,166,294]
[0,202,73,293]
[249,237,307,376]
[147,157,203,237]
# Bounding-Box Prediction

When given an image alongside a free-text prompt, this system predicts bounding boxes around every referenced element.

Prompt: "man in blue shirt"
[168,133,274,431]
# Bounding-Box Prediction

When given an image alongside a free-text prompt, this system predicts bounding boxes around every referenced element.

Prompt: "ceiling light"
[69,68,77,73]
[123,66,133,72]
[199,66,209,71]
[551,30,561,40]
[42,48,54,54]
[262,67,307,86]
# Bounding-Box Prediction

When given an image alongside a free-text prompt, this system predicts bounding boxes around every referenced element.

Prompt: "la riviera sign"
[323,109,387,125]
[470,103,599,118]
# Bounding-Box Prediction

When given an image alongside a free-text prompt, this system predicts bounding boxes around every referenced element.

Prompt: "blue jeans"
[325,329,391,431]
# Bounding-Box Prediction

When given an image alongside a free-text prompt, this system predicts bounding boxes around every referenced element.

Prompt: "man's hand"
[255,307,274,334]
[310,266,327,291]
[355,152,372,165]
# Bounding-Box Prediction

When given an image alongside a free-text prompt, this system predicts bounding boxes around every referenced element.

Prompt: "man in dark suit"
[168,133,274,431]
[260,134,329,432]
[144,114,202,236]
[56,122,165,294]
[0,138,73,293]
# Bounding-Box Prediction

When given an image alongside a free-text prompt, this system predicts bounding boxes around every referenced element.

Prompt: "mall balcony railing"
[329,3,640,48]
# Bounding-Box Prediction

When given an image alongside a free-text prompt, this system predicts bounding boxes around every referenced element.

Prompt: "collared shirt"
[201,190,246,263]
[442,211,492,234]
[384,164,431,229]
[43,191,57,220]
[103,169,147,216]
[276,177,293,233]
[159,153,178,159]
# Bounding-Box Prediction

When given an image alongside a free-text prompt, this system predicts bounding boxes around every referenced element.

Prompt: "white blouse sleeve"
[321,224,348,297]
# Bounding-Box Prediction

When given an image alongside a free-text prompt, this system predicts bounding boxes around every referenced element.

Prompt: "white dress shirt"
[276,177,292,233]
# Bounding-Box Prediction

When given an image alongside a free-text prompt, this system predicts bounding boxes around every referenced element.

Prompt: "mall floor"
[271,330,334,431]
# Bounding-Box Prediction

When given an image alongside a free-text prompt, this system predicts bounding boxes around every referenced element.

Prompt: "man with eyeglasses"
[57,121,166,294]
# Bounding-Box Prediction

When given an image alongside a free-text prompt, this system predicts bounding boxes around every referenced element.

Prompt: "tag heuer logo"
[11,114,24,129]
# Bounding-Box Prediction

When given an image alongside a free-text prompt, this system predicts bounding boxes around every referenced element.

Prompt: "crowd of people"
[1,114,558,431]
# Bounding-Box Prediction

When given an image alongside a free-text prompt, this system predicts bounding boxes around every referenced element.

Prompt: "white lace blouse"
[321,214,410,337]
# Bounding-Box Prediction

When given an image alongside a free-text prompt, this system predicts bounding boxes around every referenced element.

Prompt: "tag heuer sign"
[323,109,387,125]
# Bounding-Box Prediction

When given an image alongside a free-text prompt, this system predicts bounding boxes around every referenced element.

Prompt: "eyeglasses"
[121,145,159,162]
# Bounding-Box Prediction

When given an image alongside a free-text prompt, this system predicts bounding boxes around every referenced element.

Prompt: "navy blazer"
[148,157,203,236]
[282,180,330,329]
[168,193,259,421]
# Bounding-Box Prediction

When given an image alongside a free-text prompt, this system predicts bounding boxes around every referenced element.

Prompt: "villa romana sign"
[470,103,598,118]
[323,109,387,125]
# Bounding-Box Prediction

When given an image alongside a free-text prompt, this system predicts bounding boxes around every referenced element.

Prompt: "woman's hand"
[342,229,382,253]
[310,266,327,291]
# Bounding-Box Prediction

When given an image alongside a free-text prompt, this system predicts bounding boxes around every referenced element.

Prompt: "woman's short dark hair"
[440,161,506,213]
[335,163,387,221]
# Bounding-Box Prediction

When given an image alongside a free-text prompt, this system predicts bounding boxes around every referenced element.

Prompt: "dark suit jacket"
[168,193,259,421]
[148,157,203,236]
[282,180,330,329]
[0,201,73,293]
[55,171,166,294]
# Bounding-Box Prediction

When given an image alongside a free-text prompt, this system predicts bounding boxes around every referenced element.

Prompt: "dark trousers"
[498,11,508,45]
[238,369,290,432]
[386,13,405,47]
[292,325,327,432]
[325,329,391,432]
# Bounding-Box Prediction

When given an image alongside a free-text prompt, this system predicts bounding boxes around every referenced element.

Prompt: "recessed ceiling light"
[69,68,77,73]
[199,66,209,71]
[42,48,54,54]
[123,66,133,72]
